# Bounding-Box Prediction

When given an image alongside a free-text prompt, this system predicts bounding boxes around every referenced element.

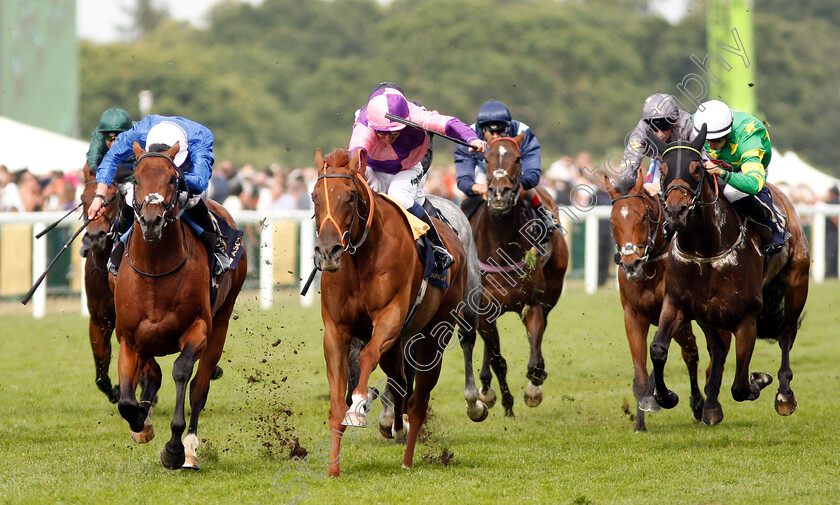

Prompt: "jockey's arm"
[454,142,481,196]
[719,154,766,195]
[518,131,542,191]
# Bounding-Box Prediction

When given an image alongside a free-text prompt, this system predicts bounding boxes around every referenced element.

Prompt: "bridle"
[610,192,667,265]
[132,152,184,228]
[315,167,375,255]
[486,137,522,208]
[661,144,719,213]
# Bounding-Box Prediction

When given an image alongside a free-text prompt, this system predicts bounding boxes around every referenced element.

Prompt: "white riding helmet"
[693,100,733,140]
[145,121,189,167]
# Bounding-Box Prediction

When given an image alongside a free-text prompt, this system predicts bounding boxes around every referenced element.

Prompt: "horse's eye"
[169,176,177,185]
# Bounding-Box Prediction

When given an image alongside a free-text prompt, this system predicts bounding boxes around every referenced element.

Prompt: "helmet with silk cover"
[145,121,189,167]
[693,100,733,140]
[366,88,409,132]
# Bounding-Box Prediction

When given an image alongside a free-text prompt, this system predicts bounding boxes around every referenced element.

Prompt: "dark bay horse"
[470,134,569,417]
[112,141,247,469]
[313,148,467,476]
[80,163,125,403]
[649,126,809,425]
[607,169,731,431]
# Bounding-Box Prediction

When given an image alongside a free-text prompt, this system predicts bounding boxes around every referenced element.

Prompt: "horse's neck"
[129,220,188,273]
[476,203,530,259]
[680,182,741,256]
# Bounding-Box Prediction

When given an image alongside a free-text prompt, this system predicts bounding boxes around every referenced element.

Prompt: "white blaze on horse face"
[620,205,629,219]
[497,144,507,169]
[493,169,507,180]
[144,193,165,205]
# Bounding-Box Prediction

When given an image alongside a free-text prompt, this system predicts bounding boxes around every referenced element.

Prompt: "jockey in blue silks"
[87,115,230,276]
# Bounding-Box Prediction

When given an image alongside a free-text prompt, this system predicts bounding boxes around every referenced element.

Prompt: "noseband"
[487,137,522,207]
[132,152,183,227]
[315,170,375,255]
[610,193,666,264]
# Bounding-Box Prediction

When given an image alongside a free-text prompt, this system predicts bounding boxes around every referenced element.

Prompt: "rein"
[316,168,376,255]
[124,222,191,277]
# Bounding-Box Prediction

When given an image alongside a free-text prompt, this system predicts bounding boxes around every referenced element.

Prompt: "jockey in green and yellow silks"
[694,100,788,255]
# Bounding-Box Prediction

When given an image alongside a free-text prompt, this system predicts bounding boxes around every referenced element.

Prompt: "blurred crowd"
[1,157,838,279]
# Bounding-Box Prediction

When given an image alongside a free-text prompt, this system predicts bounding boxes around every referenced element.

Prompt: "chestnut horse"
[470,134,569,417]
[112,141,247,469]
[649,126,809,425]
[607,169,731,431]
[313,148,467,476]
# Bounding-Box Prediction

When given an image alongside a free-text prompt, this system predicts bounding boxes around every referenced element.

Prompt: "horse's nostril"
[330,245,343,257]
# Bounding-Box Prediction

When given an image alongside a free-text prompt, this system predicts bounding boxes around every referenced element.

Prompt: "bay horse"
[648,125,809,425]
[606,168,731,431]
[470,134,569,417]
[80,163,222,405]
[80,162,126,403]
[313,148,467,476]
[111,141,247,469]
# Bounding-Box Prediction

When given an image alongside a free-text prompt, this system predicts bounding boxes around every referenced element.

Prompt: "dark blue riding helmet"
[477,100,512,133]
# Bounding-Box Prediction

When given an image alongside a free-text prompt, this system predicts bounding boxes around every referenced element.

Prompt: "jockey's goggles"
[102,132,120,141]
[644,118,674,132]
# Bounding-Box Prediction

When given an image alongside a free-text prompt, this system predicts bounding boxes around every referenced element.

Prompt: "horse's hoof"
[342,410,367,427]
[182,455,200,470]
[702,405,724,426]
[479,386,497,409]
[160,444,185,470]
[392,414,409,441]
[639,395,661,413]
[751,371,773,390]
[379,422,394,439]
[130,417,154,444]
[210,366,224,380]
[524,382,543,407]
[653,389,679,410]
[467,401,489,422]
[503,407,515,418]
[108,386,120,404]
[775,391,797,416]
[689,394,705,423]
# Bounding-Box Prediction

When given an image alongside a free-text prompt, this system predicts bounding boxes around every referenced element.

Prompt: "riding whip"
[300,267,318,296]
[22,218,92,305]
[35,202,84,239]
[384,113,477,149]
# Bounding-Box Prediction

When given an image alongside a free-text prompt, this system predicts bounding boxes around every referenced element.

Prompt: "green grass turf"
[1,280,839,505]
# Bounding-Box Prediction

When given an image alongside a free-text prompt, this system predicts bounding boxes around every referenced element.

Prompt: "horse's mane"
[324,148,351,171]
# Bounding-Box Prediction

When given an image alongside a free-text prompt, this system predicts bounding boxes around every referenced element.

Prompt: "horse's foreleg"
[377,344,409,442]
[128,359,161,444]
[160,323,206,470]
[479,320,513,417]
[347,309,401,426]
[458,308,488,422]
[523,303,547,408]
[698,325,727,425]
[673,324,703,423]
[116,340,149,433]
[730,317,772,403]
[89,318,118,403]
[324,327,351,477]
[650,297,684,410]
[623,308,653,431]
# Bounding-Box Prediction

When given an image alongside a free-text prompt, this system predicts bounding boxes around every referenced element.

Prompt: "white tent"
[767,151,840,196]
[0,116,89,175]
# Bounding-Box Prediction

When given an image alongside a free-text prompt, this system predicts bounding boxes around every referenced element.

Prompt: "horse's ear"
[513,132,526,146]
[315,148,324,172]
[605,174,619,200]
[645,129,668,160]
[350,148,367,175]
[634,166,646,193]
[132,140,146,159]
[690,123,707,153]
[166,142,180,161]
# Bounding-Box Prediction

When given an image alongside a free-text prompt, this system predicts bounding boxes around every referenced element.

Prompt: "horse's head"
[311,148,368,272]
[606,168,660,281]
[647,124,707,231]
[81,164,121,254]
[484,133,526,214]
[131,141,183,243]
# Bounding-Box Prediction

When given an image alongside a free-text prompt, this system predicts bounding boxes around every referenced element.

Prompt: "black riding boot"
[416,209,455,270]
[533,203,560,243]
[732,193,787,255]
[186,199,230,276]
[106,203,134,275]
